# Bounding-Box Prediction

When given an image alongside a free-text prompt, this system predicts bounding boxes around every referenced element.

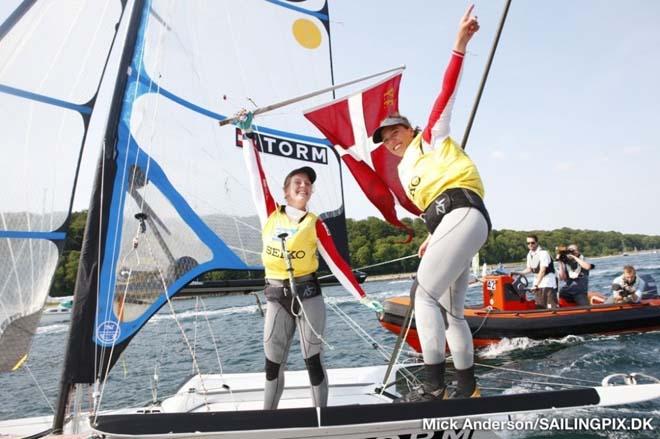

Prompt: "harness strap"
[422,188,492,234]
[265,273,317,287]
[264,274,322,317]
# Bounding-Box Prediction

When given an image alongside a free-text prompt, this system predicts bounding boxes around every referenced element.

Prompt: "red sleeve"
[241,130,277,225]
[315,219,366,300]
[422,51,464,145]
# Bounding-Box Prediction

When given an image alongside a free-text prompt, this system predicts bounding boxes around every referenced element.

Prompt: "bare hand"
[455,4,480,53]
[232,109,254,132]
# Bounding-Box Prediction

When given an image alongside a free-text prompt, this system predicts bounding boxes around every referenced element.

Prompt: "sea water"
[1,252,658,438]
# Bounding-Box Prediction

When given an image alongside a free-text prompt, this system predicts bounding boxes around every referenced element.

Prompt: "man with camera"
[556,244,595,306]
[608,265,645,304]
[517,235,558,309]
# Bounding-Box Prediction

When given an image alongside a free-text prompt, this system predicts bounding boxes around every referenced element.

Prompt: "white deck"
[161,365,395,412]
[0,365,402,438]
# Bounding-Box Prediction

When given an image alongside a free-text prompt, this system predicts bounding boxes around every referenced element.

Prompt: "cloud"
[490,150,504,160]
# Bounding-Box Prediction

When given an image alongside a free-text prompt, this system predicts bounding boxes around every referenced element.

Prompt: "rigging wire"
[143,232,212,409]
[323,298,422,389]
[151,324,171,404]
[479,374,594,390]
[95,241,141,417]
[325,299,390,359]
[323,253,418,278]
[196,297,227,376]
[474,362,601,386]
[193,297,239,408]
[191,297,199,374]
[24,363,55,413]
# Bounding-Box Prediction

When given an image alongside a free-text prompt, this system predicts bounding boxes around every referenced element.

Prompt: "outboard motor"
[482,275,536,311]
[640,274,658,299]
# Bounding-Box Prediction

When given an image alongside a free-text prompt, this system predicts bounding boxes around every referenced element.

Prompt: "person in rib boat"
[233,114,383,410]
[373,5,490,401]
[608,265,645,304]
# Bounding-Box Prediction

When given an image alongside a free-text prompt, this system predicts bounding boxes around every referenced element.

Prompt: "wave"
[478,335,585,358]
[150,304,261,322]
[36,324,69,335]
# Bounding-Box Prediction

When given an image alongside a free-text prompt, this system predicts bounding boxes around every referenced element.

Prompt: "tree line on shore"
[50,211,660,296]
[346,217,660,275]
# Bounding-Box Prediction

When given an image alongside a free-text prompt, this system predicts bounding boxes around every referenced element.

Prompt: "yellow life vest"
[398,133,485,211]
[262,207,319,279]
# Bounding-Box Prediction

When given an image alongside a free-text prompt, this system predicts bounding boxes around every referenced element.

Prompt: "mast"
[53,0,146,432]
[461,0,512,150]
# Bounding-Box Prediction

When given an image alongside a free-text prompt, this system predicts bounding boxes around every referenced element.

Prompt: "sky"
[2,0,658,236]
[328,0,660,235]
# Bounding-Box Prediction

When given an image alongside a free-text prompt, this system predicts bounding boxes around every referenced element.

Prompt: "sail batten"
[0,231,66,239]
[0,84,93,113]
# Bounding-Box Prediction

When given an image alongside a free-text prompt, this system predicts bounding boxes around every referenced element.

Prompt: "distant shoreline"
[365,272,415,282]
[363,250,658,283]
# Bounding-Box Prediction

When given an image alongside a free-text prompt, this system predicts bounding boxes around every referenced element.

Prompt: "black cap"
[284,166,316,187]
[372,115,413,143]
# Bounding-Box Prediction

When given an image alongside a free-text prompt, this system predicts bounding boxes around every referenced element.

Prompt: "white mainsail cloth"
[0,0,124,372]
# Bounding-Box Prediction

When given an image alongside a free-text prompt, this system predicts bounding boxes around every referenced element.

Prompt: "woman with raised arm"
[233,112,382,410]
[372,5,491,401]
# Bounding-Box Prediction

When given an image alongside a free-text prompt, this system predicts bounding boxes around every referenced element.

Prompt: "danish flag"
[304,72,420,240]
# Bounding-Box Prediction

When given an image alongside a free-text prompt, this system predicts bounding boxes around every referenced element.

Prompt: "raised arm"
[571,254,594,271]
[422,5,479,146]
[454,4,480,54]
[421,52,463,146]
[240,129,277,227]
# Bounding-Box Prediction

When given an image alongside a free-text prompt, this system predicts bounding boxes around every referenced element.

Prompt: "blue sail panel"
[90,0,347,353]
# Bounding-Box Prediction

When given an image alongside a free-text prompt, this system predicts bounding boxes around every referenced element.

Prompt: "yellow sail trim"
[11,354,28,371]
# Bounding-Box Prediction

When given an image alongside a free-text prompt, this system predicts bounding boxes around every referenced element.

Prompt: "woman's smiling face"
[284,173,313,209]
[381,124,415,157]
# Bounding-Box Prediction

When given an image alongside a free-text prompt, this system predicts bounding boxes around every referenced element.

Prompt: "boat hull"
[3,365,660,438]
[87,381,660,438]
[381,296,660,350]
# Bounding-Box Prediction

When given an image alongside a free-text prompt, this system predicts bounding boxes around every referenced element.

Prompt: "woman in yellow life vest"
[373,5,490,401]
[234,114,382,410]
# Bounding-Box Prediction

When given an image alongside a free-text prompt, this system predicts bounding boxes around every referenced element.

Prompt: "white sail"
[471,253,480,278]
[0,0,124,372]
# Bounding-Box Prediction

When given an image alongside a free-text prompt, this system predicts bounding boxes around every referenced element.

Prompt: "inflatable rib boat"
[380,274,660,350]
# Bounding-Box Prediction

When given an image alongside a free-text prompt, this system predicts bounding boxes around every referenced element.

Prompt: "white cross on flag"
[303,72,421,241]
